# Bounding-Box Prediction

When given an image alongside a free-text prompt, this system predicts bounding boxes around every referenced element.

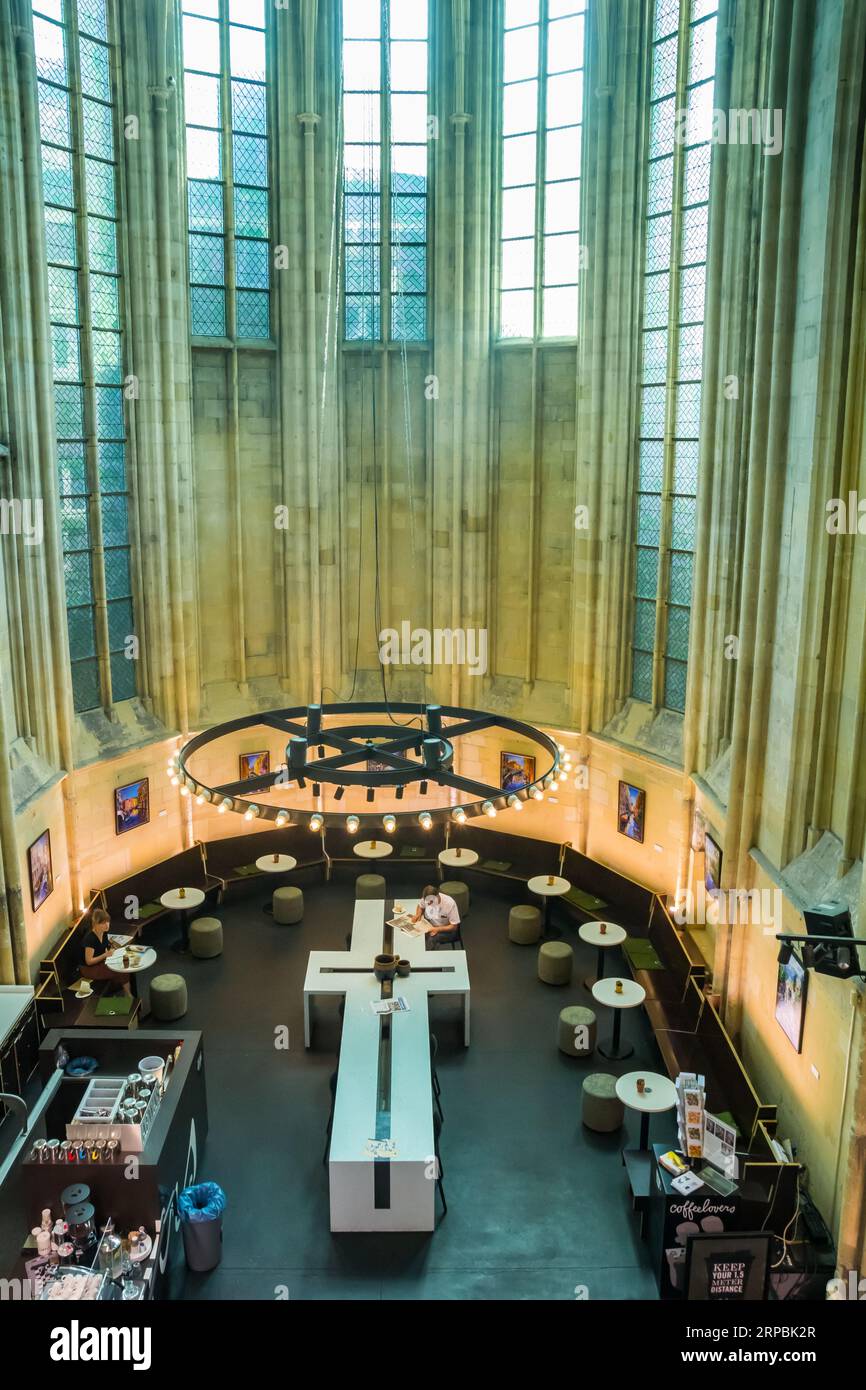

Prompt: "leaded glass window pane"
[183,0,271,341]
[499,0,586,340]
[35,0,136,710]
[342,0,429,341]
[631,0,717,709]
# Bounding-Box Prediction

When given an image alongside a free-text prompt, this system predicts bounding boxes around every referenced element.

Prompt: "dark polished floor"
[142,867,670,1300]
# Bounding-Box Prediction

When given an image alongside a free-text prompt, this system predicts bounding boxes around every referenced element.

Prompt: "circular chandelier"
[169,702,563,833]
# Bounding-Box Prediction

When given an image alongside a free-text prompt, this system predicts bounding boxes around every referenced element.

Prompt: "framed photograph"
[27,830,54,912]
[115,777,150,835]
[239,751,270,781]
[500,752,536,792]
[617,780,646,843]
[705,831,722,893]
[684,1231,772,1301]
[775,950,808,1053]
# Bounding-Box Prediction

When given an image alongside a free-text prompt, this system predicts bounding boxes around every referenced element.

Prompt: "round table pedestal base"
[598,1040,634,1061]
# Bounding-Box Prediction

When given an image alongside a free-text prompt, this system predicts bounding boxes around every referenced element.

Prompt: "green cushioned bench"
[137,901,164,921]
[399,844,429,859]
[623,938,665,971]
[480,859,513,875]
[562,885,608,914]
[233,863,262,877]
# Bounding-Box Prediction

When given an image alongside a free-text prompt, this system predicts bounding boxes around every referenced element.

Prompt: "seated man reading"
[413,885,461,949]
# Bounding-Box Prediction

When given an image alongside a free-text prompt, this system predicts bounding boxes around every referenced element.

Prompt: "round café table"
[353,840,393,859]
[615,1070,678,1150]
[160,887,205,954]
[438,847,479,881]
[256,854,297,874]
[578,920,627,989]
[105,946,157,1000]
[591,977,646,1061]
[257,853,298,915]
[527,874,571,933]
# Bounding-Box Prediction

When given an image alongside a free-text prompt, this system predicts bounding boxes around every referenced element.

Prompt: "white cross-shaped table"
[303,899,470,1232]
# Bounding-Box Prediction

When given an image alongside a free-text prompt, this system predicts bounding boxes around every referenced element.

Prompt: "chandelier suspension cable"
[321,32,368,709]
[315,17,345,707]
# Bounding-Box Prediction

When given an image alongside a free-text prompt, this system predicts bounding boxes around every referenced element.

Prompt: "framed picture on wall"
[27,829,54,912]
[115,777,150,835]
[500,752,536,792]
[775,950,808,1053]
[705,831,722,893]
[239,751,270,781]
[617,780,646,843]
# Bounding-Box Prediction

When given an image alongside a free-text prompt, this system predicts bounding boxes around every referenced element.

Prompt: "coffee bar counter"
[0,1029,208,1300]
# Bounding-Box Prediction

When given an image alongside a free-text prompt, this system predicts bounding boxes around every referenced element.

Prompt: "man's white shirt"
[421,892,460,927]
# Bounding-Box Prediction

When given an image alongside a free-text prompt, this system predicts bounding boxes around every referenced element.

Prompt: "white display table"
[615,1070,678,1151]
[438,847,479,870]
[591,977,646,1060]
[303,899,470,1233]
[527,874,571,932]
[353,840,393,859]
[160,887,205,953]
[255,854,297,873]
[578,920,627,988]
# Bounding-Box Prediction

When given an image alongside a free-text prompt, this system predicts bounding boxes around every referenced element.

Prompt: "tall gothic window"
[33,0,136,712]
[341,0,430,342]
[182,0,271,340]
[499,0,586,340]
[631,0,718,712]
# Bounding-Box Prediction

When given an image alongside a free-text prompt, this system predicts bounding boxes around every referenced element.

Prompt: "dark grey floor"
[145,868,670,1300]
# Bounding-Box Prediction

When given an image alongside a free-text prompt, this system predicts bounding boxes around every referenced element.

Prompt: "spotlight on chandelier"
[309,813,323,832]
[346,814,360,834]
[507,794,522,811]
[383,813,396,833]
[452,806,467,823]
[419,811,433,830]
[482,801,497,818]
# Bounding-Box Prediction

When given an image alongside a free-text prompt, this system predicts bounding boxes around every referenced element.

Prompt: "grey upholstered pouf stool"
[440,880,470,918]
[150,973,188,1022]
[509,904,542,944]
[273,886,304,924]
[581,1073,625,1132]
[355,874,386,900]
[538,939,573,984]
[557,1004,597,1057]
[189,916,223,959]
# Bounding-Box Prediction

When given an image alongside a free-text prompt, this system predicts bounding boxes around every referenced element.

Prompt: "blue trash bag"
[177,1182,226,1223]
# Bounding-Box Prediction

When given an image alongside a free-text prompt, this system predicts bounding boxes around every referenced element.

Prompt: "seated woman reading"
[80,907,132,996]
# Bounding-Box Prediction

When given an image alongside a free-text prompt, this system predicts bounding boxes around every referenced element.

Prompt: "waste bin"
[177,1182,225,1272]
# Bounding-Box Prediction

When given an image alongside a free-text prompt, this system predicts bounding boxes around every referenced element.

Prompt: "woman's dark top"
[81,930,106,966]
